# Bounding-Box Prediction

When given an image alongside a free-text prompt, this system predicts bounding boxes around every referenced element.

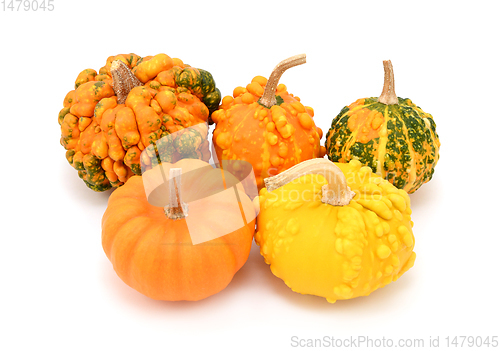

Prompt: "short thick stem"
[264,159,355,206]
[259,54,306,108]
[164,168,188,220]
[378,60,398,105]
[110,60,143,104]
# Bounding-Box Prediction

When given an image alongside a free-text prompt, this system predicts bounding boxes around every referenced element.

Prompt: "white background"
[1,1,499,350]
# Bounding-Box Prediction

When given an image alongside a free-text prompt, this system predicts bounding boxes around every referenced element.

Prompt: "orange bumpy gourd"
[59,53,219,191]
[212,54,326,190]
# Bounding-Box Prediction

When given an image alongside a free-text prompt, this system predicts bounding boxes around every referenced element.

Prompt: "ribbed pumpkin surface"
[325,97,440,193]
[102,159,255,301]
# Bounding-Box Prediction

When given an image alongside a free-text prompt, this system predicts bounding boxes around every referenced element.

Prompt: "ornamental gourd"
[325,60,440,193]
[212,54,326,191]
[102,158,256,301]
[255,158,416,303]
[59,53,221,191]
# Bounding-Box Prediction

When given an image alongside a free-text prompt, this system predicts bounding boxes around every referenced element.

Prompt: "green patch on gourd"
[350,139,379,172]
[258,95,284,109]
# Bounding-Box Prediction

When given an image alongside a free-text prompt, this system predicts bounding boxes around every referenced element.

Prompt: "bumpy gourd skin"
[59,53,219,191]
[255,159,416,303]
[212,76,325,190]
[325,97,440,193]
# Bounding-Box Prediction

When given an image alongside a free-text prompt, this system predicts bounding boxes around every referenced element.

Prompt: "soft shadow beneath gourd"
[100,238,417,315]
[100,257,220,311]
[60,160,112,206]
[266,269,418,314]
[99,241,263,312]
[408,174,442,209]
[243,241,419,314]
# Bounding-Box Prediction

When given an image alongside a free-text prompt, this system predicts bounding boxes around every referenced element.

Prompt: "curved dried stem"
[378,60,398,105]
[110,60,143,104]
[259,54,306,108]
[264,159,355,206]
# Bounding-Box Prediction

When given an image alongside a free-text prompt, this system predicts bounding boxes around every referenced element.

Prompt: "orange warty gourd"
[102,158,256,301]
[59,53,220,191]
[212,54,326,190]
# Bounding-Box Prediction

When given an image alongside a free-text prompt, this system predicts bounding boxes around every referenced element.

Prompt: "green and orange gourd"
[325,60,440,193]
[58,53,221,191]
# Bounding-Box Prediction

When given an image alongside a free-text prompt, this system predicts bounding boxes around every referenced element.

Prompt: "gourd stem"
[110,60,143,104]
[259,54,306,108]
[378,60,399,105]
[263,159,355,206]
[164,168,189,220]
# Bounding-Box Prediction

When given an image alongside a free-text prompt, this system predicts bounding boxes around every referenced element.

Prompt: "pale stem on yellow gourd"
[378,60,399,105]
[110,60,143,104]
[263,159,355,206]
[259,54,307,108]
[164,168,189,220]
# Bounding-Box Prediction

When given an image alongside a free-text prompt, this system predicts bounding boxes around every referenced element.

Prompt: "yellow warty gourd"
[254,158,416,303]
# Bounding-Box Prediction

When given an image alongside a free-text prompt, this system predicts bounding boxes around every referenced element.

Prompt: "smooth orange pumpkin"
[101,158,256,301]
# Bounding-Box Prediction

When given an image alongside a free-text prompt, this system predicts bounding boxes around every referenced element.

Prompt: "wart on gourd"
[255,158,416,303]
[212,54,326,190]
[59,53,221,191]
[325,60,440,193]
